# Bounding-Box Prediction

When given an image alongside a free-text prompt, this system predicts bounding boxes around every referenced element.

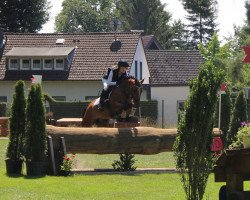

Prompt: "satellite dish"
[109,19,122,31]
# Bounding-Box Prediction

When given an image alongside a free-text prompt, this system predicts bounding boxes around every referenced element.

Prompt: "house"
[0,32,150,103]
[146,50,203,126]
[0,31,204,126]
[142,35,163,50]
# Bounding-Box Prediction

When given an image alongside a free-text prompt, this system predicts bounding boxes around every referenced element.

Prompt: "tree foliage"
[227,90,248,146]
[0,0,50,32]
[25,84,47,162]
[180,0,218,45]
[6,81,26,160]
[55,0,115,32]
[174,61,223,200]
[116,0,181,49]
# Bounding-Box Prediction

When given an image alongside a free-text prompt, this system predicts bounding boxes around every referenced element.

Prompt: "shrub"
[229,122,250,149]
[6,80,26,160]
[25,84,47,162]
[227,90,248,146]
[112,153,137,171]
[174,61,223,200]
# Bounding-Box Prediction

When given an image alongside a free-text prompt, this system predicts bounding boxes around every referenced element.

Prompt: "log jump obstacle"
[55,118,140,128]
[47,125,176,155]
[46,125,221,175]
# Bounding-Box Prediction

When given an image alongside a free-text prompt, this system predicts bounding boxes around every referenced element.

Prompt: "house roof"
[0,32,141,81]
[146,50,203,86]
[142,35,163,50]
[5,47,75,57]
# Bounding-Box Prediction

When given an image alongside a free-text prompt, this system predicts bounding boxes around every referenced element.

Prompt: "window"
[139,62,142,80]
[21,59,30,70]
[32,59,42,70]
[44,59,53,70]
[177,100,185,112]
[0,96,7,102]
[135,61,138,78]
[9,59,19,70]
[52,96,66,101]
[55,59,64,70]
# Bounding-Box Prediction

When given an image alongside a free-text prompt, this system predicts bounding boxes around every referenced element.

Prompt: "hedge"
[44,94,158,120]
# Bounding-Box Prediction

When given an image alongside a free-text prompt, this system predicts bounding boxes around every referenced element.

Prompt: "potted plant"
[229,122,250,149]
[5,80,26,175]
[24,84,47,176]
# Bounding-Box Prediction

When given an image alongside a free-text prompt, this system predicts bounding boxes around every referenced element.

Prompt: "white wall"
[151,86,190,127]
[129,38,150,84]
[0,80,102,103]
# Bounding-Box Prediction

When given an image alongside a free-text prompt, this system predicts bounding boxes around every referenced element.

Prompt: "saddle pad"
[93,97,100,107]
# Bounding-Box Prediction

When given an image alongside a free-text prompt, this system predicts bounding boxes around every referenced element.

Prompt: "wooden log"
[46,125,176,154]
[47,125,221,155]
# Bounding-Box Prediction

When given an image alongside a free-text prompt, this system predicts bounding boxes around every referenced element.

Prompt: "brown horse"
[82,76,143,127]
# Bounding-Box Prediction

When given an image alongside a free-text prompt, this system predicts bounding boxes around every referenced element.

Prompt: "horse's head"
[120,76,143,108]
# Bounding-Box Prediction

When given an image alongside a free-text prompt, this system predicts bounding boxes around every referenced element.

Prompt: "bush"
[229,122,250,149]
[227,90,248,146]
[6,80,26,160]
[112,153,137,171]
[25,84,47,162]
[174,61,223,200]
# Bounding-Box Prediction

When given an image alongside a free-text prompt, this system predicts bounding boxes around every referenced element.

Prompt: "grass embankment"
[0,138,245,200]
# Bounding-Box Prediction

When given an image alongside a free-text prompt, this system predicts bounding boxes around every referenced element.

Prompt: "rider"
[98,59,129,110]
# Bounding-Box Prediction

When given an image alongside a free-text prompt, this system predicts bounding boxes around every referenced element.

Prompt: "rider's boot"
[98,90,108,111]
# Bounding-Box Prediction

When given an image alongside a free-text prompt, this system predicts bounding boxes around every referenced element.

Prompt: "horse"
[82,76,144,127]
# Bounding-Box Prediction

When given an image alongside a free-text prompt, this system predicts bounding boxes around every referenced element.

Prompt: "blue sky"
[41,0,246,42]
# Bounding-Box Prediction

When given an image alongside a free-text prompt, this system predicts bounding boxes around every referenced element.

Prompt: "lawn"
[0,138,245,200]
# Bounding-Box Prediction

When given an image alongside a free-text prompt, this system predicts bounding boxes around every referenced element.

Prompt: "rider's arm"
[102,68,116,90]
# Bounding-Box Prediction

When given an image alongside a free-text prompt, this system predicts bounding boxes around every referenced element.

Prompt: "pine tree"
[180,0,218,45]
[25,84,47,162]
[227,90,248,146]
[0,0,50,32]
[116,0,181,49]
[174,61,223,200]
[6,80,26,160]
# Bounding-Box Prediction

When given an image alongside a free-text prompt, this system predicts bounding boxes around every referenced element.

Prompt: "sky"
[41,0,247,42]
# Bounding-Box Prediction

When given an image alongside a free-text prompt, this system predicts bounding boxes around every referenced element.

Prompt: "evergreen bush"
[112,153,137,171]
[6,80,26,160]
[227,90,248,146]
[25,84,47,162]
[174,61,223,200]
[216,89,232,148]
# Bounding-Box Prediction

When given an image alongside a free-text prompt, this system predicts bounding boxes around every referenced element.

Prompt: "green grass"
[76,152,176,169]
[1,138,249,200]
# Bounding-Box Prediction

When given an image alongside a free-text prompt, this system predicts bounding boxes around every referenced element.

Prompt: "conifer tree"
[174,61,223,200]
[116,0,184,49]
[6,80,26,160]
[220,89,232,145]
[25,84,47,162]
[227,90,248,146]
[180,0,218,44]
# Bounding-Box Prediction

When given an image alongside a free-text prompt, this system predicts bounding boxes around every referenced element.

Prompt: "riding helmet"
[118,59,129,68]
